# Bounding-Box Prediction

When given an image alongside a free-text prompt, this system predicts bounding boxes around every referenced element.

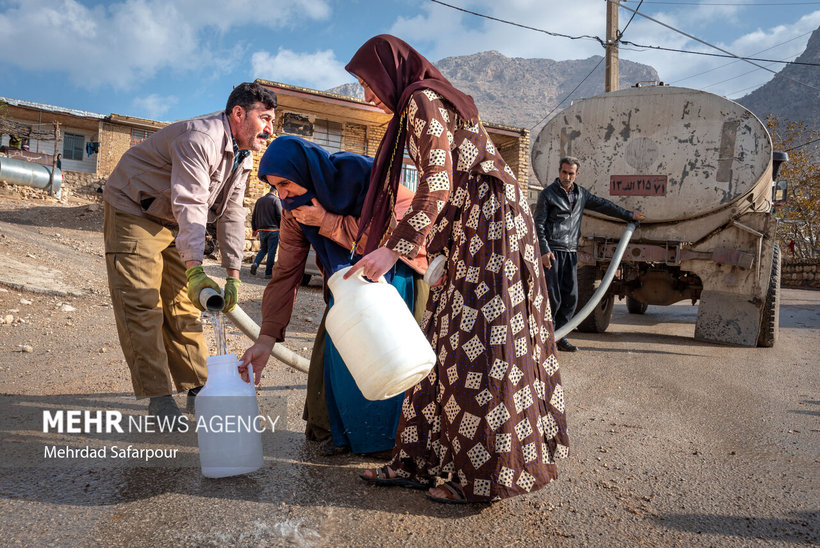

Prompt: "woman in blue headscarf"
[239,135,427,455]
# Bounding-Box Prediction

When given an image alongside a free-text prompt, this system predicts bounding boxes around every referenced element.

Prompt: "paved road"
[0,195,817,547]
[2,290,817,547]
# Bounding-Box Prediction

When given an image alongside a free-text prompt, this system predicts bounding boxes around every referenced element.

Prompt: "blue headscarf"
[257,136,374,276]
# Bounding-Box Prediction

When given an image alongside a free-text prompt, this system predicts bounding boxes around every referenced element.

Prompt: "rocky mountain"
[329,50,658,135]
[738,26,820,132]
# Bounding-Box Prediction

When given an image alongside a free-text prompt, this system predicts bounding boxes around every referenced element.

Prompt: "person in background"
[239,135,428,456]
[250,187,283,279]
[533,157,644,352]
[102,82,277,421]
[56,153,62,170]
[345,34,568,504]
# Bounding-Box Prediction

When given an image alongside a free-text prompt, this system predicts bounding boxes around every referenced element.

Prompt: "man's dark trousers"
[253,230,280,276]
[545,250,578,331]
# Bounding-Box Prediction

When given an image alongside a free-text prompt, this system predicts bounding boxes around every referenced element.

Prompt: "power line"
[785,136,820,152]
[430,0,820,67]
[620,0,644,34]
[611,0,820,92]
[619,39,820,66]
[630,1,820,5]
[670,31,813,84]
[430,0,604,46]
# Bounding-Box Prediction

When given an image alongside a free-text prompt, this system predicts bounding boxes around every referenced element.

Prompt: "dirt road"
[1,189,817,546]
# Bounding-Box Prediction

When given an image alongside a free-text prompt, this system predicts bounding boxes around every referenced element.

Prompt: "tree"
[767,116,820,258]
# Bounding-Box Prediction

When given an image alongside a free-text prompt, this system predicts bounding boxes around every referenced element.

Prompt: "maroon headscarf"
[345,34,479,254]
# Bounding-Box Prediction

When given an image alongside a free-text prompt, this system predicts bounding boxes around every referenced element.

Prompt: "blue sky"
[1,0,818,122]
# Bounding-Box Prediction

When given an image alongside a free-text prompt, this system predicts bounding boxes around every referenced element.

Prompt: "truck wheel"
[626,296,648,314]
[576,266,613,333]
[757,243,780,347]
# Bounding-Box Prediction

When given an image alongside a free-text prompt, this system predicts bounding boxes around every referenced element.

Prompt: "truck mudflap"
[694,290,763,346]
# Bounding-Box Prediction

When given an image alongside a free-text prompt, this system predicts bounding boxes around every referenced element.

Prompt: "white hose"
[199,287,310,374]
[554,222,638,340]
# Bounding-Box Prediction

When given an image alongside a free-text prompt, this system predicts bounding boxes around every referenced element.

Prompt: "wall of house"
[98,123,134,177]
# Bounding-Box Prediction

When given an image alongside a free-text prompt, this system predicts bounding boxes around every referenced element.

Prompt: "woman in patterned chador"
[345,35,569,503]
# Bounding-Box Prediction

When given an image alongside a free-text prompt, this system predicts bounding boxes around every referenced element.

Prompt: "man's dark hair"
[559,156,581,170]
[225,82,277,115]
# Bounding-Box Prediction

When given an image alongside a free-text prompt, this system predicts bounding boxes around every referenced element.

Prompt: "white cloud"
[0,0,331,90]
[385,1,820,99]
[389,0,605,62]
[250,48,351,90]
[132,93,178,120]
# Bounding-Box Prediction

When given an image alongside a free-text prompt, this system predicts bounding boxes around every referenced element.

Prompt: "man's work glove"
[223,277,240,313]
[185,266,220,311]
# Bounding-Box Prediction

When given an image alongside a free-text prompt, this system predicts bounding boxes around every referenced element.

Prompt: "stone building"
[2,81,531,256]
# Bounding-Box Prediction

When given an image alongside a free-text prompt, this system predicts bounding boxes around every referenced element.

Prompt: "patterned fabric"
[386,90,569,502]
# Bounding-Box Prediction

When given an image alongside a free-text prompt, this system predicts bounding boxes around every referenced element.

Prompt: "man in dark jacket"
[534,157,645,351]
[250,188,283,278]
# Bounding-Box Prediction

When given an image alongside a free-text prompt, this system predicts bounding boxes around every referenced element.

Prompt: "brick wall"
[782,258,820,290]
[98,123,132,177]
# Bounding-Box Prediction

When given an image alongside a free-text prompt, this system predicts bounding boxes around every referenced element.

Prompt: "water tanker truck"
[532,85,787,347]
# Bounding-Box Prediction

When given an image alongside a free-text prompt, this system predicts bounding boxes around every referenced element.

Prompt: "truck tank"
[532,85,781,347]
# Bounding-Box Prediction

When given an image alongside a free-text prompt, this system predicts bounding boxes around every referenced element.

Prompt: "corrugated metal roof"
[0,96,106,120]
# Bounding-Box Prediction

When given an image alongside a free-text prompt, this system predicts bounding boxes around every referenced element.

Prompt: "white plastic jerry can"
[195,354,263,478]
[325,266,436,401]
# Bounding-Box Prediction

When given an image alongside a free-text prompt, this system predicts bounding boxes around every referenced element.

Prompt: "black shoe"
[556,338,578,352]
[147,396,184,430]
[250,263,258,275]
[186,386,203,413]
[264,274,272,279]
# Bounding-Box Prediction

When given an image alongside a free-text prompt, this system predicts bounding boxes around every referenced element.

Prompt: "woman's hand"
[344,246,400,281]
[238,335,276,385]
[292,198,326,227]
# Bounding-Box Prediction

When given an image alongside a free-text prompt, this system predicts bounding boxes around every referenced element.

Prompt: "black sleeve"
[251,200,260,232]
[584,191,633,222]
[533,188,551,256]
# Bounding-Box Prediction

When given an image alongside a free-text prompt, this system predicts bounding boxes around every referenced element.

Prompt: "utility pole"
[605,0,620,92]
[48,121,61,197]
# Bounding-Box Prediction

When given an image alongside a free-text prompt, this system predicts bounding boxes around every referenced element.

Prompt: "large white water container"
[326,266,436,400]
[196,354,263,478]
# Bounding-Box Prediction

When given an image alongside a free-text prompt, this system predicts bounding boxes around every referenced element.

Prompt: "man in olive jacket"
[534,156,644,352]
[103,82,277,419]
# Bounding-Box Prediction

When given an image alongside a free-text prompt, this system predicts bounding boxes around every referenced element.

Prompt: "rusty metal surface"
[532,86,772,223]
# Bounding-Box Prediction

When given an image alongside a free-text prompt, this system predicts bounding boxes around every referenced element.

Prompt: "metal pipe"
[199,287,310,373]
[0,156,62,198]
[555,222,638,340]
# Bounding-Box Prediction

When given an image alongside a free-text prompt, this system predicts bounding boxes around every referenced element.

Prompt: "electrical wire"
[670,31,813,84]
[631,1,820,5]
[430,0,604,46]
[619,39,820,66]
[785,136,820,152]
[611,0,820,92]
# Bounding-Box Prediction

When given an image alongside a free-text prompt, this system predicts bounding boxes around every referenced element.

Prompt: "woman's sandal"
[425,481,472,504]
[359,465,429,490]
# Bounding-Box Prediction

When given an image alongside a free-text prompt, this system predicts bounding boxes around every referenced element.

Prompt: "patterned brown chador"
[347,35,568,503]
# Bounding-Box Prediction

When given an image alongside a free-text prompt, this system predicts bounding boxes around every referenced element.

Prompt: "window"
[401,162,419,192]
[130,128,154,147]
[63,133,84,161]
[313,119,343,153]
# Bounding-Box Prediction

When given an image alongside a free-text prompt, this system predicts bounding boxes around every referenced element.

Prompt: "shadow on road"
[0,204,103,233]
[652,511,818,544]
[0,392,487,518]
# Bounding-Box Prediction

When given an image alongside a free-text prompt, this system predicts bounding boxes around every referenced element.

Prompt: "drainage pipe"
[199,288,310,373]
[554,222,638,340]
[0,156,62,198]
